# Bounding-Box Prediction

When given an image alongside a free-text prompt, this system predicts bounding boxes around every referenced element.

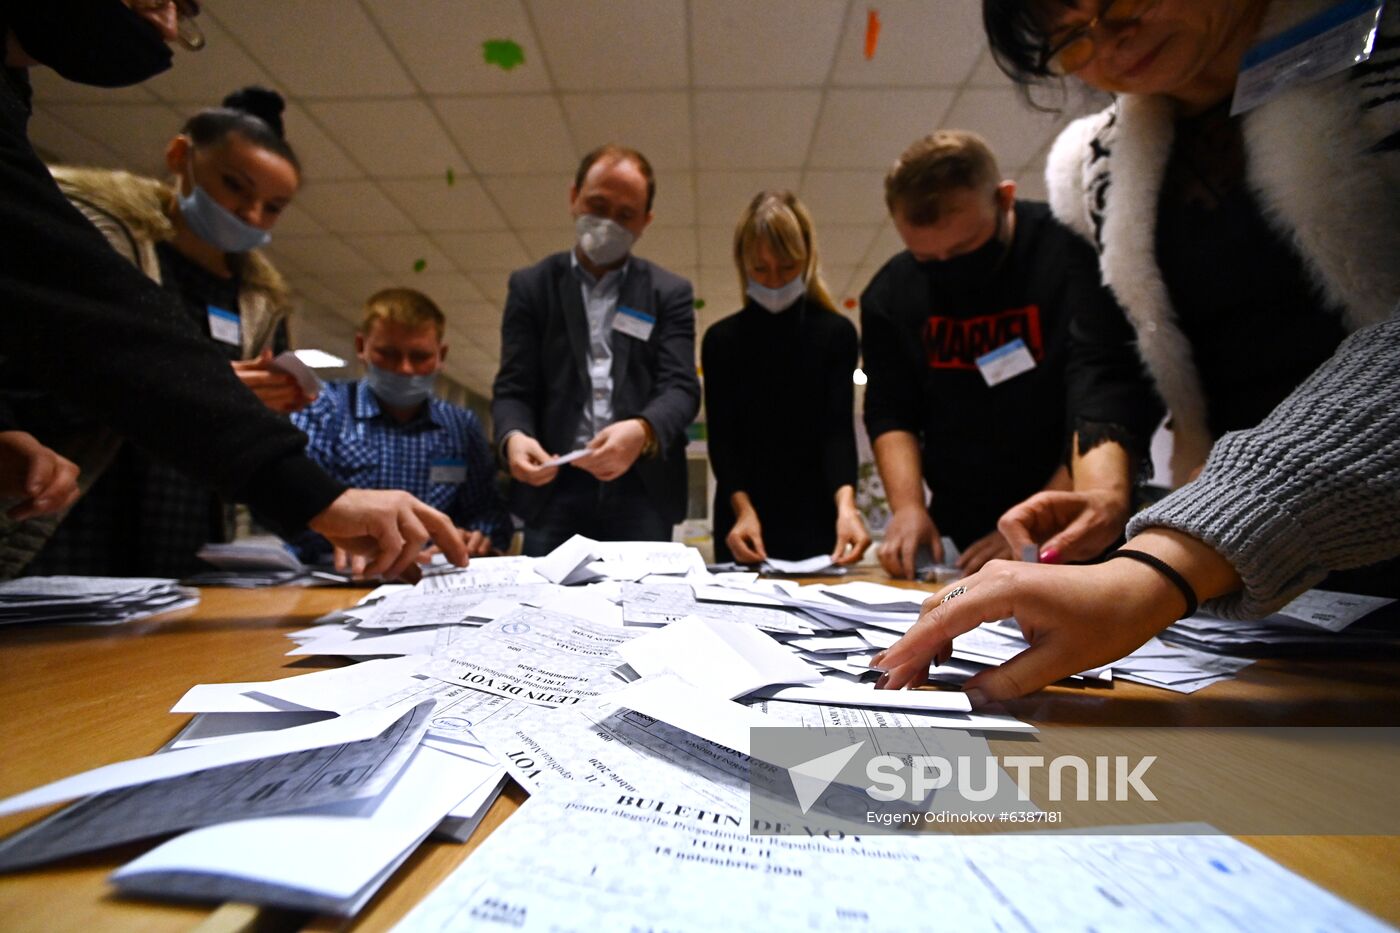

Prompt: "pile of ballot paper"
[0,575,198,627]
[0,536,1393,928]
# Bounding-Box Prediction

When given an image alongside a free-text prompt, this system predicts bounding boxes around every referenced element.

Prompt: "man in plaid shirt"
[290,289,511,563]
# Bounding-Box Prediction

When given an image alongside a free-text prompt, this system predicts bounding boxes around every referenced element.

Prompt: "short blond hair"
[884,130,1001,226]
[732,190,837,313]
[360,288,445,339]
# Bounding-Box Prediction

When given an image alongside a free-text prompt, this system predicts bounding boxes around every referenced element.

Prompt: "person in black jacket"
[862,130,1117,578]
[0,0,466,580]
[702,190,869,566]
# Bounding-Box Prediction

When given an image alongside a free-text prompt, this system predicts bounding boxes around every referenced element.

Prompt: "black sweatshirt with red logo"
[861,201,1120,546]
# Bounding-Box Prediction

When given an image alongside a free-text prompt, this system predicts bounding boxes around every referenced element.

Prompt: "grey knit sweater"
[1127,317,1400,619]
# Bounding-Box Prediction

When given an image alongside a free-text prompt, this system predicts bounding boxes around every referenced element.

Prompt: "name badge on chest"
[207,305,241,347]
[429,456,467,485]
[611,305,656,341]
[1232,0,1386,114]
[975,337,1037,387]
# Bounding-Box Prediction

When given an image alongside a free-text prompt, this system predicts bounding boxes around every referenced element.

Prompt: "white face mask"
[575,214,635,267]
[746,274,806,313]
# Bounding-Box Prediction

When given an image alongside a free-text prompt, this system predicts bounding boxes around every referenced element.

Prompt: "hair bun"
[222,86,286,139]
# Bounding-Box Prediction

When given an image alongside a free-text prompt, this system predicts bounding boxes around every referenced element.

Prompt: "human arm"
[452,410,514,553]
[491,270,557,486]
[311,489,469,580]
[0,431,80,520]
[831,483,870,566]
[998,438,1133,563]
[632,274,702,454]
[231,349,312,414]
[872,430,939,577]
[726,490,768,564]
[822,317,868,566]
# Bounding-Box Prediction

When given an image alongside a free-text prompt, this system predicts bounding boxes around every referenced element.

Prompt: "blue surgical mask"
[746,275,806,314]
[178,181,272,254]
[366,365,436,410]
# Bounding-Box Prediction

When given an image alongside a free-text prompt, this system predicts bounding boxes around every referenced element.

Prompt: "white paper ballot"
[749,681,972,713]
[610,673,769,754]
[532,534,599,585]
[393,797,1394,933]
[763,553,839,575]
[0,703,434,869]
[422,608,635,707]
[112,745,491,917]
[622,582,812,634]
[617,616,822,699]
[270,349,323,397]
[540,448,589,468]
[1274,588,1395,632]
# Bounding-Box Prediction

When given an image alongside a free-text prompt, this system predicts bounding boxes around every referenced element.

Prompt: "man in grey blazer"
[492,145,700,556]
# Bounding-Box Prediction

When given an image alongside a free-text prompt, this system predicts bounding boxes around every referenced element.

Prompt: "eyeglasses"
[128,0,205,51]
[1039,0,1159,75]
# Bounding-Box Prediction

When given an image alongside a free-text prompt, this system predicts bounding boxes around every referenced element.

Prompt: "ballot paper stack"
[0,575,198,626]
[2,536,1393,925]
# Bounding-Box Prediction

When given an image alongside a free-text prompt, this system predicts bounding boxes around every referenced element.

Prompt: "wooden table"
[2,584,1398,931]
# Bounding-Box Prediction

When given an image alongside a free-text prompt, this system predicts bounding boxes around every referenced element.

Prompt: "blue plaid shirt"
[289,379,512,560]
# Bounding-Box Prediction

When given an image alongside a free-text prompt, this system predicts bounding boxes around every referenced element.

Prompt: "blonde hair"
[732,190,836,313]
[884,130,1001,226]
[359,288,446,339]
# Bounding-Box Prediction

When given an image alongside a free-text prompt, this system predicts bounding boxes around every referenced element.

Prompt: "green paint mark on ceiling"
[482,39,525,71]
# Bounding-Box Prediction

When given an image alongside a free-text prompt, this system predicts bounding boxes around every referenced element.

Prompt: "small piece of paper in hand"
[270,351,322,398]
[542,449,589,468]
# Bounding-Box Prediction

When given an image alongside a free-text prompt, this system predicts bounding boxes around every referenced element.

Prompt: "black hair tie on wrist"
[1101,549,1199,620]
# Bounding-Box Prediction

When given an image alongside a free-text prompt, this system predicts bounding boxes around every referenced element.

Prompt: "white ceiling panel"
[341,233,456,278]
[279,102,364,181]
[690,0,846,88]
[270,205,330,239]
[821,264,858,304]
[141,17,280,105]
[561,92,691,171]
[808,89,957,169]
[650,170,696,226]
[799,170,890,226]
[293,180,417,234]
[381,176,508,231]
[433,231,532,272]
[694,170,802,226]
[529,0,688,91]
[693,90,821,170]
[632,225,697,270]
[408,272,488,306]
[940,87,1066,171]
[818,225,882,266]
[28,67,156,104]
[209,3,415,98]
[362,0,551,95]
[305,99,463,178]
[468,272,512,305]
[829,2,984,87]
[482,174,570,230]
[268,236,375,279]
[434,95,576,175]
[41,103,183,176]
[516,228,576,260]
[27,112,121,169]
[696,265,743,316]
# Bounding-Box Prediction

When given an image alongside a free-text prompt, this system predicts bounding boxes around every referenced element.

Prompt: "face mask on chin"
[7,1,173,87]
[575,213,635,267]
[746,275,806,314]
[177,170,273,253]
[366,364,437,410]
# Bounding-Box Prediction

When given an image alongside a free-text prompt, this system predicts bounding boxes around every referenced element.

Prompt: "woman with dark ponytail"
[24,87,312,576]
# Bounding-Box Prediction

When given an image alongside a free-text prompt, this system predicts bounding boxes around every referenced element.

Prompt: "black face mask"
[6,1,173,87]
[920,206,1011,284]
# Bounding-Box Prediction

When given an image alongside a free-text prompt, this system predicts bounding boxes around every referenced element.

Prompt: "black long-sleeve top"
[0,60,343,534]
[702,298,858,561]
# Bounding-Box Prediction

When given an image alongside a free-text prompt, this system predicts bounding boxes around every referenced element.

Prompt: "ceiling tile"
[651,171,696,226]
[408,272,488,304]
[293,180,417,233]
[941,87,1066,171]
[799,170,889,225]
[866,223,906,266]
[434,95,576,175]
[141,17,280,104]
[821,264,857,303]
[268,236,375,278]
[481,174,570,229]
[305,99,463,178]
[818,225,881,266]
[269,205,329,238]
[362,0,551,94]
[433,232,532,272]
[289,278,349,308]
[516,227,575,260]
[969,50,1014,88]
[830,2,984,87]
[28,67,156,104]
[691,0,846,88]
[279,102,363,181]
[561,92,691,171]
[40,103,183,176]
[468,272,512,305]
[27,110,122,168]
[694,91,821,170]
[342,233,456,277]
[807,89,957,169]
[381,176,507,231]
[210,2,415,98]
[696,265,742,317]
[632,225,697,270]
[695,171,802,226]
[696,225,737,268]
[528,0,688,91]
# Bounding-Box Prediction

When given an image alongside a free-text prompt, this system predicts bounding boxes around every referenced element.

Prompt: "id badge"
[611,305,656,341]
[1232,0,1385,114]
[976,337,1037,387]
[429,457,467,485]
[207,305,241,346]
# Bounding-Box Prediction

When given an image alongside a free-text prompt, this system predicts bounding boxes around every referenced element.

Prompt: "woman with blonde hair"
[701,190,870,566]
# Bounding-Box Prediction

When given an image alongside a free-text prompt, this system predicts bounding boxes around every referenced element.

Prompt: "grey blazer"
[491,251,701,524]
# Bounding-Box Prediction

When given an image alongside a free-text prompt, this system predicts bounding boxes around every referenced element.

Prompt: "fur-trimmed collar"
[49,164,291,309]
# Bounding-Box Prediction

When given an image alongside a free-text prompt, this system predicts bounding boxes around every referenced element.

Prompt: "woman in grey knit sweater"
[873,317,1400,701]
